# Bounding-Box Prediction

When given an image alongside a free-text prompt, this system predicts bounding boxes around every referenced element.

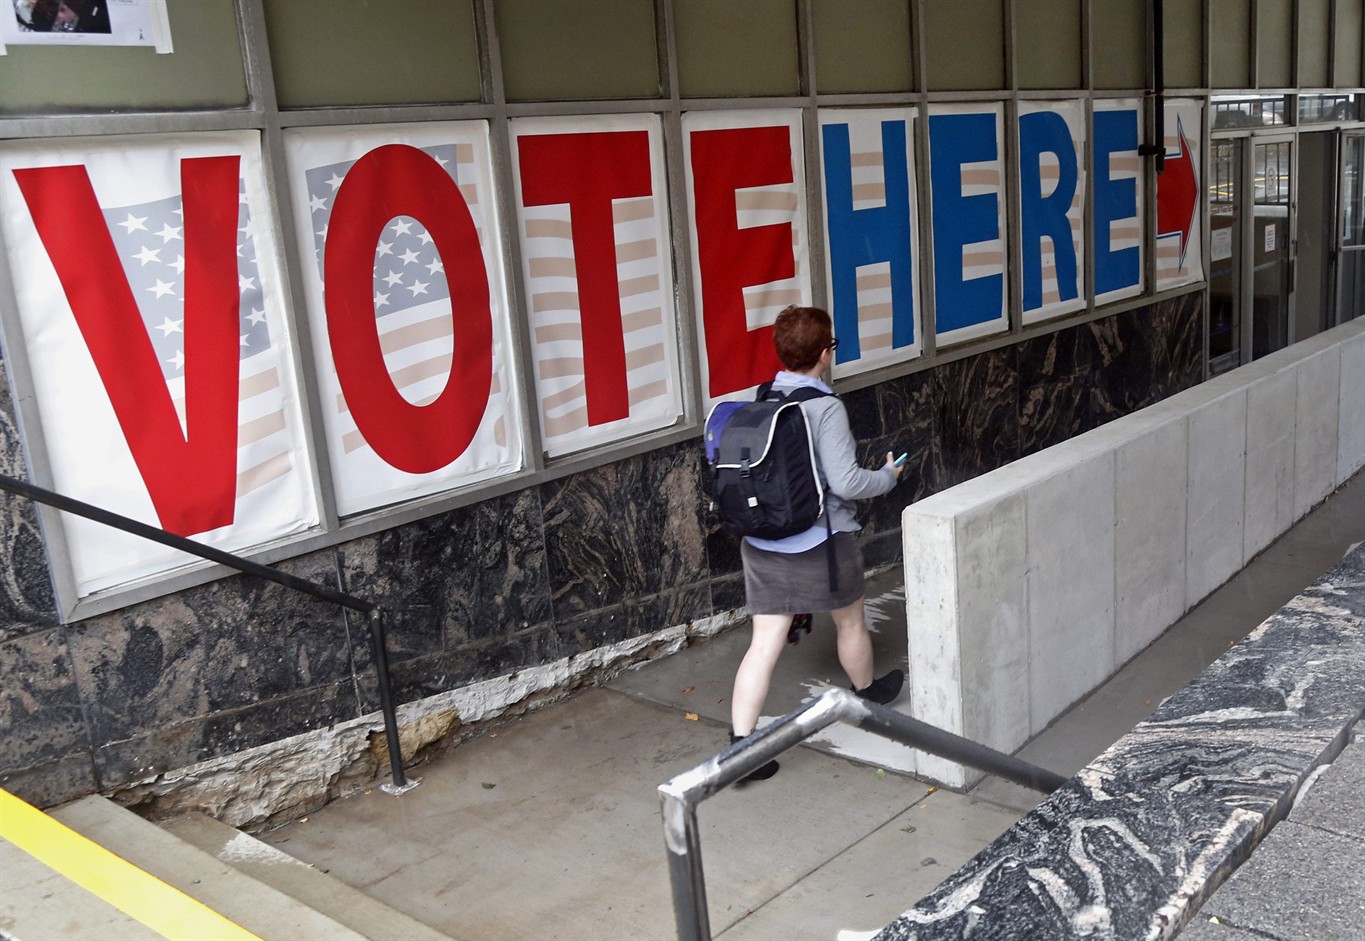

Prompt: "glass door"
[1339,132,1365,324]
[1208,139,1244,372]
[1250,137,1294,358]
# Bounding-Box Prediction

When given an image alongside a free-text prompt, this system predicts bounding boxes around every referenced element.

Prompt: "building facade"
[0,0,1362,815]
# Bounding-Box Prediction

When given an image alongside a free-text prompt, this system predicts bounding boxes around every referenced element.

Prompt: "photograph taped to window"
[0,0,168,51]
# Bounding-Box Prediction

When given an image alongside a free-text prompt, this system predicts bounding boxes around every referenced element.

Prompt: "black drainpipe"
[1141,0,1167,173]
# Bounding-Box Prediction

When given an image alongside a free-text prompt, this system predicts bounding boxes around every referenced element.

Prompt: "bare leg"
[731,614,794,736]
[830,596,874,691]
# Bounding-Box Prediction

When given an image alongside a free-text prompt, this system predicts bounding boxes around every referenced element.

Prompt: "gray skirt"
[741,532,866,614]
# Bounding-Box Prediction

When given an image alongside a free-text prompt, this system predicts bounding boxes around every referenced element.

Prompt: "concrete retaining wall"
[902,318,1365,788]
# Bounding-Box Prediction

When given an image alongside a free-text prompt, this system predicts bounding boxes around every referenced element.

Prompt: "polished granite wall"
[0,292,1203,806]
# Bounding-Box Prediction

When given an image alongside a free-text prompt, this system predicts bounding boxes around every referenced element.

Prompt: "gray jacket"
[771,380,897,534]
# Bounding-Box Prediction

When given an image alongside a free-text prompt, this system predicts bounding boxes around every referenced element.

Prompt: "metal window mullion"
[1005,96,1024,335]
[909,0,938,359]
[1240,137,1255,364]
[237,0,342,533]
[0,225,82,620]
[658,0,703,424]
[480,0,546,473]
[798,0,828,312]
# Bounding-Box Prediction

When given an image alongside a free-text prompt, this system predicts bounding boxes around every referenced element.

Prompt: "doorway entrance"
[1207,135,1297,375]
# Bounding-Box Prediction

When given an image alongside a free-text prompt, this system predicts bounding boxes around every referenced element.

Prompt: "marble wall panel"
[934,347,1020,490]
[542,440,707,621]
[337,488,552,659]
[0,627,89,772]
[1186,391,1248,606]
[1017,321,1105,454]
[1091,290,1205,417]
[0,352,59,639]
[1293,347,1341,518]
[0,751,97,807]
[376,627,558,705]
[65,550,355,746]
[1115,416,1189,663]
[847,373,941,550]
[1243,368,1297,559]
[91,680,360,788]
[1027,451,1117,727]
[1338,330,1365,479]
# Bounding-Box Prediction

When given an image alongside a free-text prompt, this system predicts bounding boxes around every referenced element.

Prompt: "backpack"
[705,384,830,540]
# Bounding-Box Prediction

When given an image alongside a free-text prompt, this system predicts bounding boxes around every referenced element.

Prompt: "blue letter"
[822,120,915,359]
[1092,108,1140,296]
[929,112,1003,335]
[1018,110,1079,311]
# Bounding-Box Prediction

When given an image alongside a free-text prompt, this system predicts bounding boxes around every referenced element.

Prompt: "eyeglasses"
[828,338,840,351]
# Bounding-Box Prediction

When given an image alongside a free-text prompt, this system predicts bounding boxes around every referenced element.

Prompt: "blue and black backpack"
[704,385,839,595]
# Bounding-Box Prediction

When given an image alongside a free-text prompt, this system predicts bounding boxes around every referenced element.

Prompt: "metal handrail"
[657,688,1068,941]
[0,474,417,795]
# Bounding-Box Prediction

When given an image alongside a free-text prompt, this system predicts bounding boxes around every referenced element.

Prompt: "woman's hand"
[883,452,904,479]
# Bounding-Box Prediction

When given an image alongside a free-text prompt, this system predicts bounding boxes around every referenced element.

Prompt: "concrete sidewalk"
[260,473,1364,940]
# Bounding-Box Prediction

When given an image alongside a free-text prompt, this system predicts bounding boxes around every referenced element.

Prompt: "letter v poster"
[0,132,318,598]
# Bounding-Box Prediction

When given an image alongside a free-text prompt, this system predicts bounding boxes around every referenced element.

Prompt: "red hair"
[772,306,832,372]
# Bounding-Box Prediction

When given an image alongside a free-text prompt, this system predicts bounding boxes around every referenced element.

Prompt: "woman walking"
[730,305,905,781]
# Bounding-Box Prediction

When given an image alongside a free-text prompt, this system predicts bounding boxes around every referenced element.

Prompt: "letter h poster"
[0,132,318,598]
[282,122,523,516]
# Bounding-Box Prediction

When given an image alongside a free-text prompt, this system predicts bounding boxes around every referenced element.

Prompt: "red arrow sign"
[1157,116,1198,269]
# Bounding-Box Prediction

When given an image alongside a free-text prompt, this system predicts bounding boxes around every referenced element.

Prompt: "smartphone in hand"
[894,452,909,467]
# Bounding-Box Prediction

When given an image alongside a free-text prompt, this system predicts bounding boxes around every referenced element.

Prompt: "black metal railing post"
[0,473,414,794]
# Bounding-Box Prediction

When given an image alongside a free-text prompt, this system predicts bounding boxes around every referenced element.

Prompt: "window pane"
[1211,93,1285,128]
[922,0,1004,91]
[0,0,246,114]
[1091,0,1147,89]
[1256,0,1292,88]
[1299,94,1358,124]
[1016,0,1081,89]
[265,0,480,107]
[1210,0,1252,88]
[675,0,799,97]
[497,0,659,101]
[1335,0,1364,87]
[812,0,913,94]
[1164,0,1204,88]
[1298,0,1331,87]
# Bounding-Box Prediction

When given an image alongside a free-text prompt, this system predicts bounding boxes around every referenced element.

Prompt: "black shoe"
[852,669,904,705]
[787,612,813,645]
[729,732,779,781]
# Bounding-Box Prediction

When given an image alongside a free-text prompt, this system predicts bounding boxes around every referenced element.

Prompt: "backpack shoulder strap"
[781,386,833,403]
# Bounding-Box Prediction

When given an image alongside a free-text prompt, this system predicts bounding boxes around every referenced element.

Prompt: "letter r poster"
[282,122,523,516]
[0,132,318,597]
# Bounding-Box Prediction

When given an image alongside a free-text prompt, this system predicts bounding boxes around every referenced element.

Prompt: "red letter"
[14,158,242,537]
[690,126,794,397]
[518,130,652,426]
[324,144,493,474]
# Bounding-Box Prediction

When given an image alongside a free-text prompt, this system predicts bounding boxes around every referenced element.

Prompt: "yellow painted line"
[0,789,260,941]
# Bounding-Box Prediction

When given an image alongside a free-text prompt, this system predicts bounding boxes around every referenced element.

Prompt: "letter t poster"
[0,132,317,598]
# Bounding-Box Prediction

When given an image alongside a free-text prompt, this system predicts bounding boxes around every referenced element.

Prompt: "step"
[0,835,158,940]
[48,796,366,940]
[162,812,452,941]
